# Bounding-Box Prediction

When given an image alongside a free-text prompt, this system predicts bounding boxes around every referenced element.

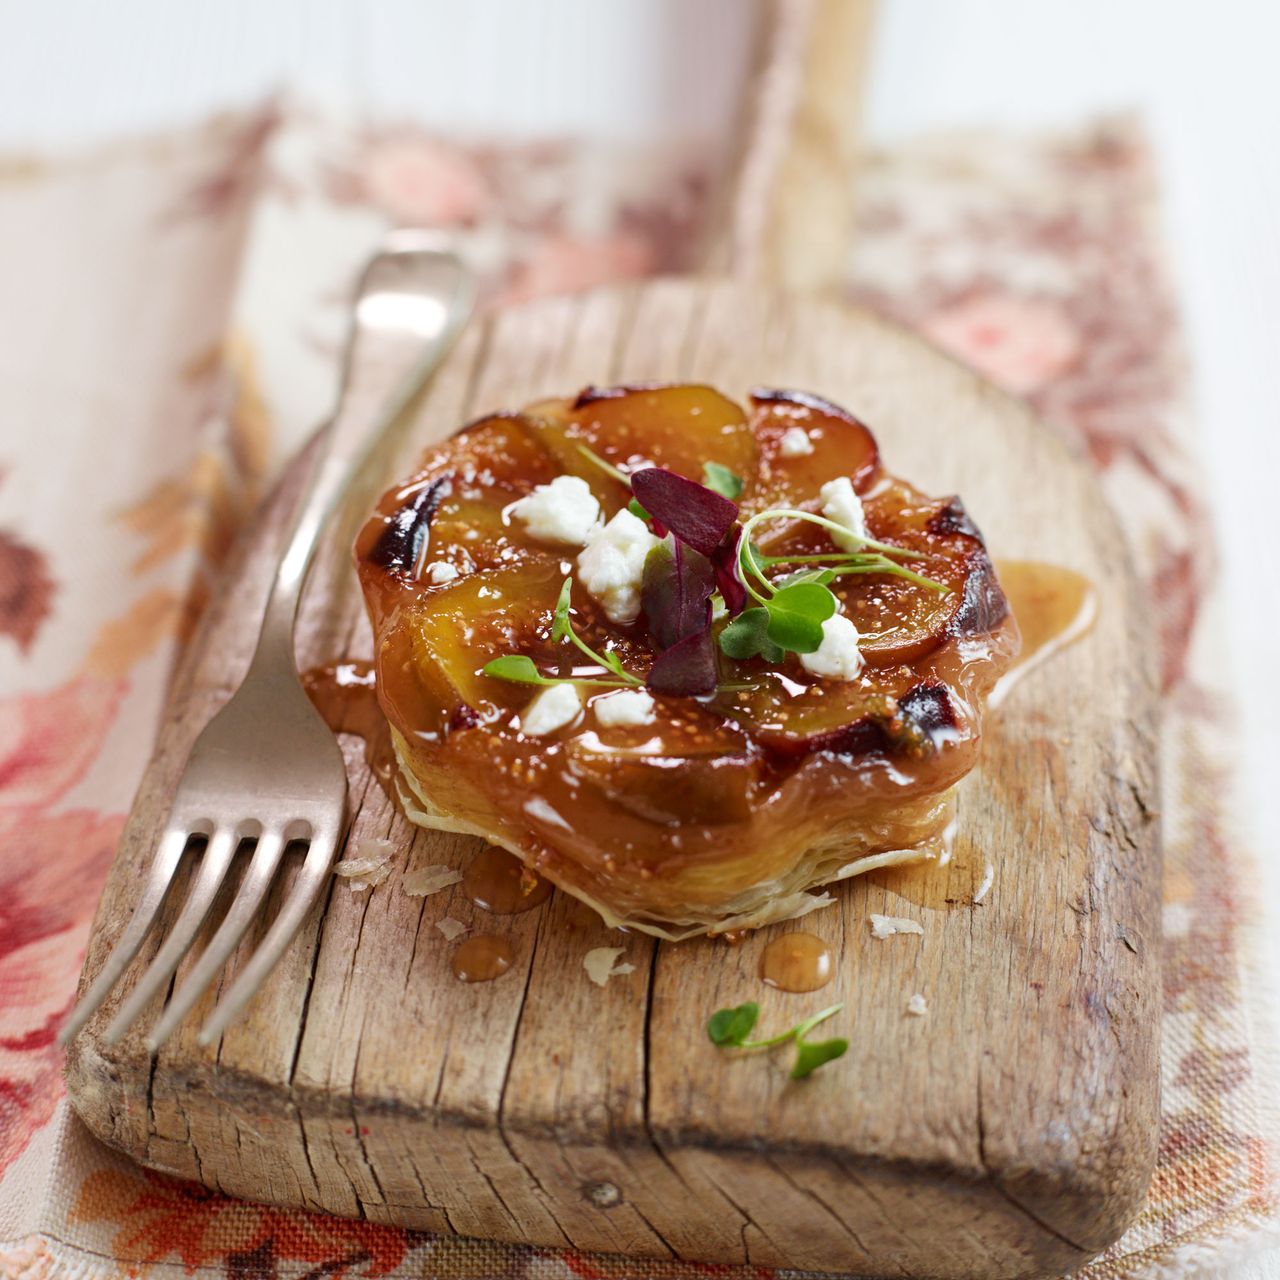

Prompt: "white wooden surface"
[2,2,1276,1274]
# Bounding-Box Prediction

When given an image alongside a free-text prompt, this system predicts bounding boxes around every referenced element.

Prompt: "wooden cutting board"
[65,279,1160,1280]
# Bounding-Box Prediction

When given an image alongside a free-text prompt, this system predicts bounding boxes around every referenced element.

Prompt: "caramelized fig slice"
[743,388,881,516]
[742,474,1001,668]
[357,412,563,581]
[545,384,757,484]
[713,670,953,761]
[391,559,569,736]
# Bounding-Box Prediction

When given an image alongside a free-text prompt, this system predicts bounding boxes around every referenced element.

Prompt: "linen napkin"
[0,104,1275,1279]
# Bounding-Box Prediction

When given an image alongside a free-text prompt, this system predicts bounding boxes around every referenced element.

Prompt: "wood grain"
[706,0,876,288]
[65,279,1160,1279]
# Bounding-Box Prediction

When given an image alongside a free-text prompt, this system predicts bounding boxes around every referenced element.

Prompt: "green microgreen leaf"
[481,656,631,690]
[790,1037,849,1079]
[600,649,631,681]
[702,462,745,501]
[718,608,784,663]
[763,582,838,654]
[774,567,836,590]
[550,576,574,642]
[481,656,554,686]
[708,1000,848,1079]
[707,1002,759,1046]
[627,497,651,521]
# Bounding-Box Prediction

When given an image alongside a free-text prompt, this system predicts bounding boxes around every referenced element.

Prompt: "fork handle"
[252,239,474,678]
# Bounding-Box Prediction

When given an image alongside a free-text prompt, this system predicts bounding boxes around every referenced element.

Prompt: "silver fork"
[60,235,474,1053]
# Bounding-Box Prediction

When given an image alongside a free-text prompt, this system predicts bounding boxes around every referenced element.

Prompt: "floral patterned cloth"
[1,105,1276,1278]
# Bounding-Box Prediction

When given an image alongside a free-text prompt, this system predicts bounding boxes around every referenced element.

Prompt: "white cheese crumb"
[906,994,929,1016]
[425,560,459,584]
[335,838,395,892]
[593,688,656,727]
[435,917,468,941]
[576,510,662,624]
[799,613,865,681]
[973,862,995,905]
[869,913,924,939]
[819,476,868,550]
[779,426,815,457]
[510,474,602,546]
[583,947,636,987]
[518,683,583,736]
[402,865,463,897]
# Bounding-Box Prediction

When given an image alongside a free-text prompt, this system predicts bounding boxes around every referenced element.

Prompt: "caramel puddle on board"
[870,562,1095,912]
[990,560,1097,707]
[463,846,553,914]
[304,662,554,985]
[302,661,400,796]
[760,933,834,992]
[451,934,514,983]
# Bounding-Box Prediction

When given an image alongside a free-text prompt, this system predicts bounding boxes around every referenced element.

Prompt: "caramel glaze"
[871,561,1096,913]
[451,934,513,983]
[355,388,1021,932]
[990,560,1096,702]
[463,846,552,914]
[302,661,399,794]
[759,933,834,992]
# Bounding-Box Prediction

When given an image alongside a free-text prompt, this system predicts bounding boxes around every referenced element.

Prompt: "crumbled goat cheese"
[594,688,656,727]
[869,913,925,939]
[819,476,868,550]
[518,683,583,736]
[583,947,636,987]
[435,917,468,941]
[510,474,601,545]
[779,426,815,457]
[426,560,459,584]
[973,862,995,905]
[799,613,865,681]
[402,865,463,897]
[576,509,662,624]
[906,994,929,1016]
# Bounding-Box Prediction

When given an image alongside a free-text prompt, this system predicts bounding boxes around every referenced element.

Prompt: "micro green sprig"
[482,578,642,690]
[717,508,949,662]
[707,1000,849,1080]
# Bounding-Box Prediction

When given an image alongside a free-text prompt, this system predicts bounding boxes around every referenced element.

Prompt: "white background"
[2,3,1276,1273]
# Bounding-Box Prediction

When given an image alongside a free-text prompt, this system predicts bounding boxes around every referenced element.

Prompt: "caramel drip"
[995,560,1097,686]
[759,932,834,992]
[463,846,553,914]
[302,661,399,794]
[877,562,1096,909]
[451,935,514,983]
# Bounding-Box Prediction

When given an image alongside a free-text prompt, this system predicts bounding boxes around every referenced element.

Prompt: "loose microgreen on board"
[705,1001,848,1079]
[707,1002,759,1046]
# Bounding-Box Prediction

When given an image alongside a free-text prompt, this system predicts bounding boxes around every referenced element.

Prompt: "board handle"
[704,0,876,292]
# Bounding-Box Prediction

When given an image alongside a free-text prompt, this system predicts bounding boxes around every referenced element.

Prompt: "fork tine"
[59,827,194,1046]
[145,828,288,1050]
[102,827,241,1046]
[198,828,338,1046]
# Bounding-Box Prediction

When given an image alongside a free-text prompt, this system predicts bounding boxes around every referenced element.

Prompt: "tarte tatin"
[355,385,1018,938]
